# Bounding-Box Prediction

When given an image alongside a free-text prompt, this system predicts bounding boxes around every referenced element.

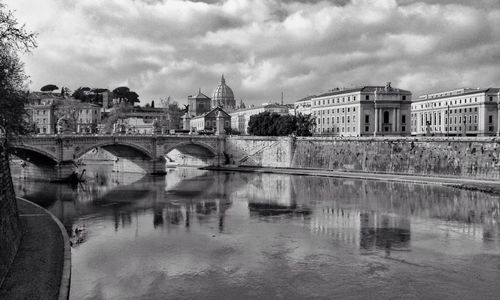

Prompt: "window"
[402,95,406,100]
[402,126,406,132]
[365,95,369,100]
[347,108,350,112]
[490,96,493,101]
[402,115,406,124]
[489,115,493,123]
[383,111,390,124]
[365,115,369,123]
[365,126,369,132]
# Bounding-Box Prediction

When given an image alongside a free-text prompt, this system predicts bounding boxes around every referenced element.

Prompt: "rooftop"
[415,88,500,102]
[314,84,412,99]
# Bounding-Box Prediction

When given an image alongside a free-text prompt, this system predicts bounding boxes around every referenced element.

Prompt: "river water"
[11,164,500,299]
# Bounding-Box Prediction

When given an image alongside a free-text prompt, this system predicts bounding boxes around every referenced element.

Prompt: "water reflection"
[11,165,500,299]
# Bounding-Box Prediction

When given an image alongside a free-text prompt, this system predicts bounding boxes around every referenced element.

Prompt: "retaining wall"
[226,136,500,180]
[291,137,500,179]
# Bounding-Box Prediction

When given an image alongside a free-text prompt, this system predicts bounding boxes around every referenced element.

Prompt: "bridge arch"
[74,141,153,160]
[163,141,218,166]
[9,145,59,165]
[163,141,218,157]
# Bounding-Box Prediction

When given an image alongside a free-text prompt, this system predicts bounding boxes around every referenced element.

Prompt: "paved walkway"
[206,166,500,191]
[0,198,71,300]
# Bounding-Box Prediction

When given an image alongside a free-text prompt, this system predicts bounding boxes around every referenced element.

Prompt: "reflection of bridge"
[9,135,226,180]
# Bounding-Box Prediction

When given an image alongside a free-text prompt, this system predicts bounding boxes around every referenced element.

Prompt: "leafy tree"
[112,86,140,105]
[0,1,37,137]
[296,113,316,136]
[72,86,92,101]
[60,86,71,97]
[40,84,58,92]
[248,111,316,136]
[54,99,81,132]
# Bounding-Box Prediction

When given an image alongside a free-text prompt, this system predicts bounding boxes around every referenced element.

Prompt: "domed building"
[212,75,236,111]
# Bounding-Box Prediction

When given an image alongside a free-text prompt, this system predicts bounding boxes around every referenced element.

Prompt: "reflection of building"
[308,207,411,254]
[411,88,500,136]
[212,75,236,111]
[360,212,411,253]
[229,103,290,134]
[310,83,412,136]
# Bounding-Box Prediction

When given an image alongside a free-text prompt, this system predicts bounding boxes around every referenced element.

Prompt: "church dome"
[212,75,235,110]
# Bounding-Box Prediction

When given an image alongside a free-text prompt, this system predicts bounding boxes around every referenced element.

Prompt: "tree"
[247,111,316,136]
[40,84,58,92]
[112,86,140,105]
[296,113,316,136]
[54,99,81,132]
[0,1,37,137]
[101,102,133,133]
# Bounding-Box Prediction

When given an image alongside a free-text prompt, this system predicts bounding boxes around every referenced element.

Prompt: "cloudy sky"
[5,0,500,106]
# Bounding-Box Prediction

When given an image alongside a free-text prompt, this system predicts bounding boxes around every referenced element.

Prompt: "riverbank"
[0,198,71,300]
[204,165,500,194]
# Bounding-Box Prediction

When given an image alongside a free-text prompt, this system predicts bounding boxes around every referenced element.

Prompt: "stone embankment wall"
[0,141,21,284]
[291,137,500,179]
[226,136,500,180]
[225,136,294,168]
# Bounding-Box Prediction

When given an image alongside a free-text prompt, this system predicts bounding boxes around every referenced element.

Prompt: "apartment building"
[411,88,500,136]
[310,83,412,136]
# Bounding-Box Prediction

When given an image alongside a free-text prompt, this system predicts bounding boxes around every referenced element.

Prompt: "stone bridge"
[9,134,227,181]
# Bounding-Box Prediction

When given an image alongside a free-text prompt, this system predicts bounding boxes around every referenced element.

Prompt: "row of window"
[317,115,357,125]
[316,125,408,133]
[313,94,408,107]
[413,96,495,110]
[412,126,494,132]
[313,107,357,115]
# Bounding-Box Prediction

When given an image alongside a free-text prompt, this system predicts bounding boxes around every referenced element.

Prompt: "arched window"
[383,111,390,124]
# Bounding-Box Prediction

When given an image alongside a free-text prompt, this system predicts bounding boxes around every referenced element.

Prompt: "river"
[11,164,500,299]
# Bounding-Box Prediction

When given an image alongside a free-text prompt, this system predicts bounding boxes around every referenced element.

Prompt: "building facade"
[28,101,56,134]
[411,88,500,136]
[188,89,211,117]
[230,103,290,134]
[310,83,412,136]
[294,95,315,116]
[76,103,102,134]
[189,107,231,132]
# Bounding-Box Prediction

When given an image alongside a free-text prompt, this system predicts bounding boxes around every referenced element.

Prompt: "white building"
[411,88,500,136]
[229,103,289,134]
[310,83,412,136]
[294,95,314,116]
